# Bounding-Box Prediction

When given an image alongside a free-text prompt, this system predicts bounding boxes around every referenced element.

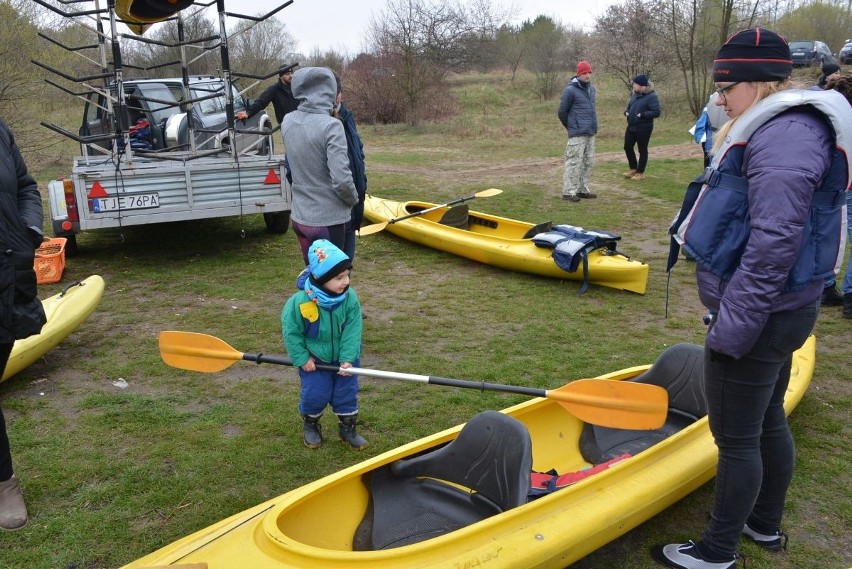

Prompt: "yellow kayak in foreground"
[2,275,105,383]
[124,337,815,569]
[362,195,649,294]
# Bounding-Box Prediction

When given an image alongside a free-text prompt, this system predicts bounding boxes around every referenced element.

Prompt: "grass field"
[1,69,849,568]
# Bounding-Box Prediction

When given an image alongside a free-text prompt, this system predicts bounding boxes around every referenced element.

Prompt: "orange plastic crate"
[34,237,67,284]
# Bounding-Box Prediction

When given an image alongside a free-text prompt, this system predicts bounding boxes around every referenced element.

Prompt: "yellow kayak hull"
[2,275,105,383]
[362,195,649,294]
[124,337,815,569]
[115,0,194,35]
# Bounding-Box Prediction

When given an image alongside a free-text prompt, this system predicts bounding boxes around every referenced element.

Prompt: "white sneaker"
[742,523,788,551]
[651,540,739,569]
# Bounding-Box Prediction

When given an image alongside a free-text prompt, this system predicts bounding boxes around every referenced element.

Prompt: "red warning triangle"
[88,181,109,199]
[264,168,281,184]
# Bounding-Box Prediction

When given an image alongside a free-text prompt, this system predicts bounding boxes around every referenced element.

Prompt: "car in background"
[79,76,273,156]
[839,40,852,64]
[789,40,835,67]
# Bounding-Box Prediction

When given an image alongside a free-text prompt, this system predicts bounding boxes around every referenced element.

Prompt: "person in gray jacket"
[1,119,47,531]
[282,67,359,264]
[557,61,598,202]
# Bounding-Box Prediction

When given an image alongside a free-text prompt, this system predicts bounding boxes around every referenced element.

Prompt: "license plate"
[91,193,160,212]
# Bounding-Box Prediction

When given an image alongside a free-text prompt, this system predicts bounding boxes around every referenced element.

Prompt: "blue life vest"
[669,89,852,291]
[532,224,623,293]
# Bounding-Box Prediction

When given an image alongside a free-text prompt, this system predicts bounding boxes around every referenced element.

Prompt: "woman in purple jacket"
[655,29,852,569]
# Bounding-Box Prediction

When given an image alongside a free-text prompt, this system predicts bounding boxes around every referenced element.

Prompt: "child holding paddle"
[281,239,366,450]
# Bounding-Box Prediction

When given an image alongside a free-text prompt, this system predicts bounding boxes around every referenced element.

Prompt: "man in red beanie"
[557,61,598,202]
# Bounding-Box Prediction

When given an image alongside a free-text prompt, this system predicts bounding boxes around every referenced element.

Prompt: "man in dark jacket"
[622,74,662,181]
[236,63,300,125]
[557,61,598,202]
[0,119,46,531]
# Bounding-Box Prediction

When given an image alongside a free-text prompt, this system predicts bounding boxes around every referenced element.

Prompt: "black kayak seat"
[580,343,707,464]
[353,410,533,551]
[438,204,470,229]
[522,221,553,239]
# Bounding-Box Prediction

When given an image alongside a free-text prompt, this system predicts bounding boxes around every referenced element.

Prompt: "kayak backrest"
[438,204,469,229]
[353,410,532,550]
[390,410,532,510]
[579,343,707,463]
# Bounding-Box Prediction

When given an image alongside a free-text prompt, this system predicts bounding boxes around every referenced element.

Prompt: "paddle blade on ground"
[547,379,669,430]
[159,331,243,373]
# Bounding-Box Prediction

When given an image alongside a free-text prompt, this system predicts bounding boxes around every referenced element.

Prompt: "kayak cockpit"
[353,343,708,551]
[353,410,532,550]
[580,343,707,463]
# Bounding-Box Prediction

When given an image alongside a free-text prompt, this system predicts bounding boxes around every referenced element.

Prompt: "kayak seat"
[522,221,553,239]
[580,343,706,463]
[353,410,532,550]
[438,204,469,229]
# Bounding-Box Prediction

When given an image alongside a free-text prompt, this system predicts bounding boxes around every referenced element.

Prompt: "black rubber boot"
[337,414,368,450]
[302,414,323,449]
[821,285,843,306]
[844,292,852,319]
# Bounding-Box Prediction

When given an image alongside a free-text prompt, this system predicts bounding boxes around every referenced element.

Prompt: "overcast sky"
[245,0,619,55]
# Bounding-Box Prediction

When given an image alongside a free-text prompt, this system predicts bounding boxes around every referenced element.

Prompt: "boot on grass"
[0,475,28,531]
[338,414,368,450]
[844,292,852,319]
[302,414,323,449]
[821,284,843,306]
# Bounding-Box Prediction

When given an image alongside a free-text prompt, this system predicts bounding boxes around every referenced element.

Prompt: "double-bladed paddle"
[357,188,503,236]
[158,331,668,430]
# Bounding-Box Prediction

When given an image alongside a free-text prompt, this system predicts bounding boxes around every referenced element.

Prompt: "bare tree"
[521,16,583,100]
[650,0,767,116]
[594,0,669,90]
[228,13,298,91]
[367,0,507,125]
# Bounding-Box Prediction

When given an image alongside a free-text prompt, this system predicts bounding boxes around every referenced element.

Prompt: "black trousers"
[624,127,653,173]
[0,342,13,481]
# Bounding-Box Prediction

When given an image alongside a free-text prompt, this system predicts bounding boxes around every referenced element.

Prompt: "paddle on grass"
[357,188,503,236]
[158,331,668,430]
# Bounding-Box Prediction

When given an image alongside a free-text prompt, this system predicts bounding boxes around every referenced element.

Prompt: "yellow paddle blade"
[357,221,388,236]
[547,379,669,430]
[158,331,243,373]
[474,188,502,197]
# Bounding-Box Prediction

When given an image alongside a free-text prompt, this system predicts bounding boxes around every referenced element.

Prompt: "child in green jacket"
[282,239,366,449]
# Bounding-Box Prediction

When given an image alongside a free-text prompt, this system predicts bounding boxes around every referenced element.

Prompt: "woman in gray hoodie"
[282,67,359,264]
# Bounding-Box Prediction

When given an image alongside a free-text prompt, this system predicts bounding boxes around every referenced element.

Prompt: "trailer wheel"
[264,211,290,234]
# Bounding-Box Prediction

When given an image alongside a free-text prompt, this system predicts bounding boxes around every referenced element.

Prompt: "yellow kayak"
[116,0,194,35]
[2,275,105,383]
[362,195,649,294]
[124,337,815,569]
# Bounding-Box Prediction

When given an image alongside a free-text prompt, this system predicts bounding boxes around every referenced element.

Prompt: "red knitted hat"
[576,61,592,75]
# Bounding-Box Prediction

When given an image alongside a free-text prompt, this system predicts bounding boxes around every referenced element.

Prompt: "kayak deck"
[3,275,105,382]
[362,196,649,294]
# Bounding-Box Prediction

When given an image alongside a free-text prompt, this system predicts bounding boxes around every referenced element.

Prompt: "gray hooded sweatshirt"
[282,67,358,227]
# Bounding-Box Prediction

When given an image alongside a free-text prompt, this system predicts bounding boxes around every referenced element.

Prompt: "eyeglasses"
[715,81,741,98]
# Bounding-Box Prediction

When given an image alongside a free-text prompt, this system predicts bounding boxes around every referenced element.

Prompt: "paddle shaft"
[243,352,547,397]
[158,331,668,428]
[386,195,475,225]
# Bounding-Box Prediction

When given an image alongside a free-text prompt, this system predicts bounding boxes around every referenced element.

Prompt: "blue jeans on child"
[297,358,360,416]
[697,301,819,560]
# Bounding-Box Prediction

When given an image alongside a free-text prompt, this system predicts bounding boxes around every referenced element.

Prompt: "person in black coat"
[236,63,300,125]
[622,74,661,181]
[0,119,46,531]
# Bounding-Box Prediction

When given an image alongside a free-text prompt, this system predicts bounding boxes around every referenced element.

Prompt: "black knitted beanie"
[713,28,792,83]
